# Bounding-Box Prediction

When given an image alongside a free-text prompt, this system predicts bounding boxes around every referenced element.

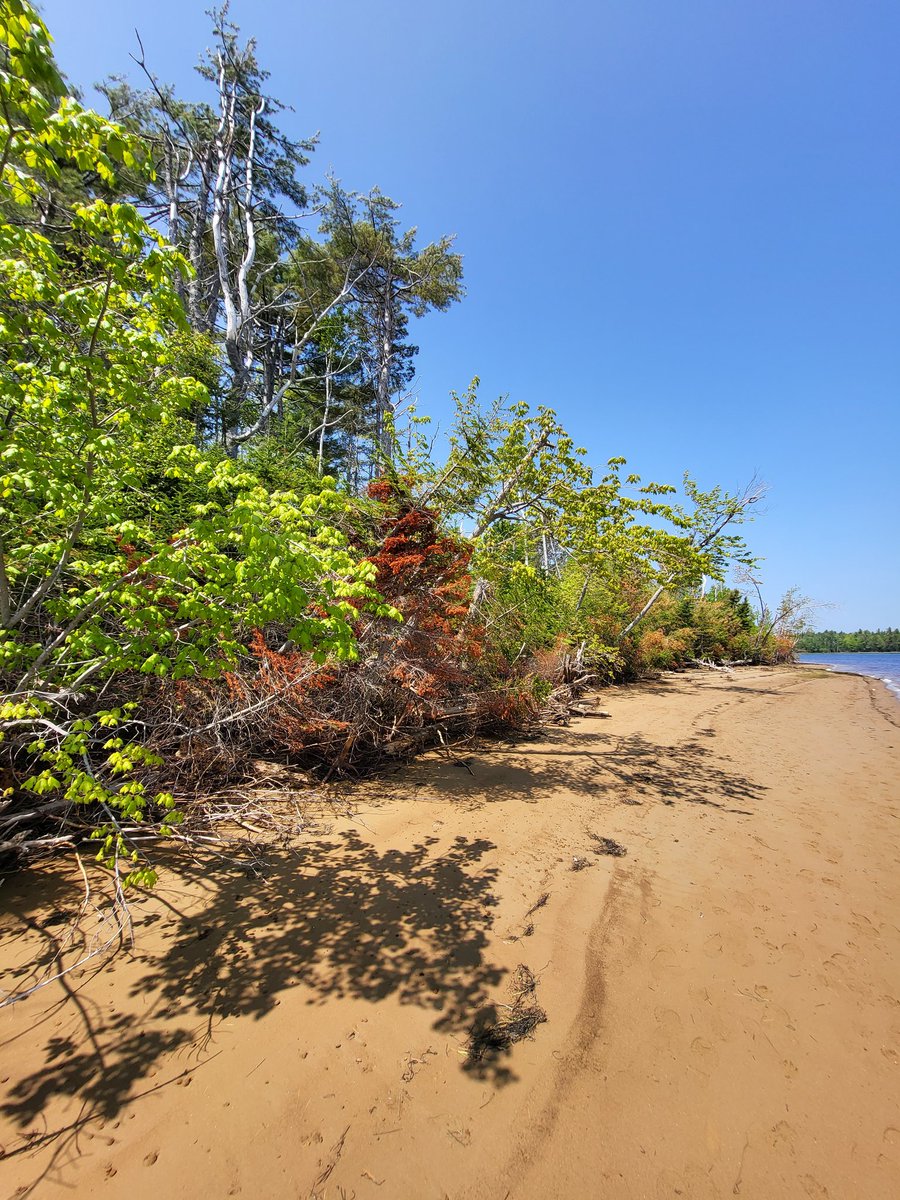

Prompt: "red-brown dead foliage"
[161,480,539,779]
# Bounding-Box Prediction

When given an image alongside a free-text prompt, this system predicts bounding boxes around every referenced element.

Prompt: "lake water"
[796,651,900,701]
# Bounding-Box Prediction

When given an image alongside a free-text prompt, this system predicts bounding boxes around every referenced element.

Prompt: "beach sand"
[1,665,899,1199]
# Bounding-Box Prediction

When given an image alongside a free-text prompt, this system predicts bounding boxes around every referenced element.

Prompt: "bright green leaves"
[0,3,61,90]
[0,3,389,884]
[0,6,150,209]
[0,4,377,694]
[0,699,182,876]
[389,379,761,652]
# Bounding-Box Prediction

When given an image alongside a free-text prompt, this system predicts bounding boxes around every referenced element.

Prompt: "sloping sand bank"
[2,666,899,1199]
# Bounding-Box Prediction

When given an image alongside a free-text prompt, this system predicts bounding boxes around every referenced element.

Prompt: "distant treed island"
[796,629,900,652]
[1,2,805,877]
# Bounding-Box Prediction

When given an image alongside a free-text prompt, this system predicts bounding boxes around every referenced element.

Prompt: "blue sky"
[41,0,900,629]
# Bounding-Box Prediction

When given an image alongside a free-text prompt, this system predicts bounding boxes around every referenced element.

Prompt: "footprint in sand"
[822,951,854,985]
[777,942,805,977]
[852,922,881,942]
[653,1007,683,1036]
[799,1175,831,1199]
[144,1150,159,1167]
[703,932,724,957]
[650,946,679,977]
[769,1120,796,1156]
[760,1001,798,1039]
[690,1036,718,1064]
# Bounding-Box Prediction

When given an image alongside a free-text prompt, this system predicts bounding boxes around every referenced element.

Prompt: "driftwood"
[540,674,611,726]
[568,703,612,718]
[466,964,547,1065]
[688,657,752,674]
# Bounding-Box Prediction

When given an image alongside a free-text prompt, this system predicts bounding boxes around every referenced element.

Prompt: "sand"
[1,665,899,1199]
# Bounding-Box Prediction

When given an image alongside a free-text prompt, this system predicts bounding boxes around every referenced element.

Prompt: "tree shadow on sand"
[134,831,504,1028]
[1,717,770,1180]
[402,727,766,817]
[1,830,508,1165]
[592,733,767,813]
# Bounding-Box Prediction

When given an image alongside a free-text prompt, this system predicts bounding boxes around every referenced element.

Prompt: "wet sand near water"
[1,666,899,1199]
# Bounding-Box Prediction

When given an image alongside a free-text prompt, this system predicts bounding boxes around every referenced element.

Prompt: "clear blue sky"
[41,0,900,630]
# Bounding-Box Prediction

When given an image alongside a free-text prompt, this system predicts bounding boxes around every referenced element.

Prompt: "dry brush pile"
[162,481,548,784]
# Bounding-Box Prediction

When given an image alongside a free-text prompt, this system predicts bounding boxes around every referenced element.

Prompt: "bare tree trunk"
[162,139,182,302]
[618,583,668,642]
[236,97,265,326]
[350,434,360,495]
[318,348,333,475]
[376,280,395,461]
[211,56,238,353]
[211,53,258,430]
[186,146,215,331]
[573,569,592,616]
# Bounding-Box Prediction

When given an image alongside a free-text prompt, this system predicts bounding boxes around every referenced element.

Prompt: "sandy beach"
[1,665,899,1199]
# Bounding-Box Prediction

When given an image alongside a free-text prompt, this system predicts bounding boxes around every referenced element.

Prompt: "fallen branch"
[688,658,733,673]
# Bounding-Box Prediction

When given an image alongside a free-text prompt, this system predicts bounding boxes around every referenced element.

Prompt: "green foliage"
[480,562,569,662]
[796,628,900,653]
[0,696,178,884]
[0,3,389,878]
[389,380,765,672]
[616,584,798,672]
[0,2,383,687]
[0,2,786,885]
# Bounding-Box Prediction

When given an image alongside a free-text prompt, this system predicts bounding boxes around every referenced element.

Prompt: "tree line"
[796,629,900,653]
[0,1,803,883]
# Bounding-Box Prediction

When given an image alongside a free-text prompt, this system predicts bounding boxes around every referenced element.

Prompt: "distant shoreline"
[793,655,900,706]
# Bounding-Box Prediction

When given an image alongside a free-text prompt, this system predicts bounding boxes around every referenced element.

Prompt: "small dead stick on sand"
[505,891,550,942]
[525,892,550,917]
[308,1125,350,1199]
